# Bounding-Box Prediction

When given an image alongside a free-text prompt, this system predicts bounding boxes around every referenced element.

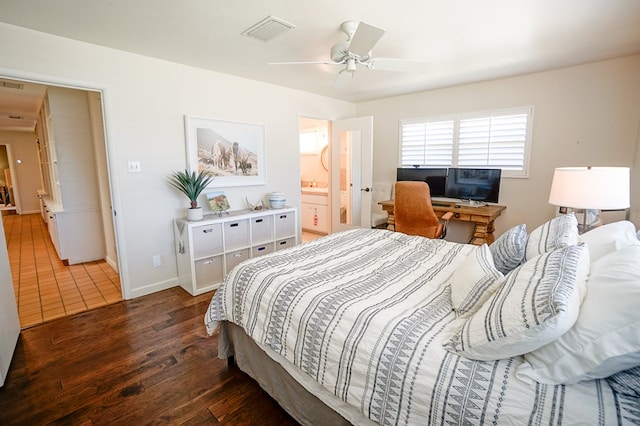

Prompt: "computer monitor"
[445,168,502,203]
[396,167,448,197]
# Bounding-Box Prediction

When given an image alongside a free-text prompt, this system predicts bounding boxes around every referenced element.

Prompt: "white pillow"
[445,244,589,361]
[450,244,504,317]
[579,220,640,262]
[517,245,640,385]
[489,224,528,275]
[525,214,579,261]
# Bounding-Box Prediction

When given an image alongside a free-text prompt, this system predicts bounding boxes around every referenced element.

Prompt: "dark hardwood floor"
[0,287,299,425]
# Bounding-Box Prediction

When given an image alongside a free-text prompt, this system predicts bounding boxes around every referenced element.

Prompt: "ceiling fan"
[270,21,431,89]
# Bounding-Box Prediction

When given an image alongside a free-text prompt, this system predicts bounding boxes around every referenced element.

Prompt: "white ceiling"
[1,0,640,132]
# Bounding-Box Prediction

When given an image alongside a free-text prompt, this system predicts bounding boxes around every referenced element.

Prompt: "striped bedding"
[205,228,638,425]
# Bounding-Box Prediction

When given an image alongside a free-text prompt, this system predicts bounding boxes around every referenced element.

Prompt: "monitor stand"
[455,199,487,208]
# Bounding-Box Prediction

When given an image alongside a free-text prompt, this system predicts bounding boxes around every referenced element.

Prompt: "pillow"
[450,244,504,317]
[606,366,640,397]
[525,214,579,261]
[516,245,640,385]
[489,224,527,274]
[445,244,589,361]
[579,220,640,262]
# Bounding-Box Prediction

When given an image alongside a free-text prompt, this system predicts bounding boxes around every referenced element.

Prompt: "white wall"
[0,131,41,214]
[357,55,640,235]
[0,23,355,298]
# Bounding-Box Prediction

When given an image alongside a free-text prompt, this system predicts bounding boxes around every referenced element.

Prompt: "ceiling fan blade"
[332,69,353,89]
[269,61,342,66]
[367,58,432,73]
[348,22,385,57]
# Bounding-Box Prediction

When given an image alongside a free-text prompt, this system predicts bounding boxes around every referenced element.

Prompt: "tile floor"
[2,212,122,329]
[301,231,325,243]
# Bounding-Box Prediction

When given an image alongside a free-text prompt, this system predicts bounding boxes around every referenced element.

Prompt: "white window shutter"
[458,113,528,170]
[400,120,454,167]
[399,107,532,177]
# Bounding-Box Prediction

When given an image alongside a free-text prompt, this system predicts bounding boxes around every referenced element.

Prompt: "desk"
[378,200,506,245]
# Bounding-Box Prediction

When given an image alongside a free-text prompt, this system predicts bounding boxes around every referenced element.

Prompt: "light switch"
[128,160,141,173]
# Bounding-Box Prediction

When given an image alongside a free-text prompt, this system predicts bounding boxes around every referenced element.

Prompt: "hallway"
[2,212,121,329]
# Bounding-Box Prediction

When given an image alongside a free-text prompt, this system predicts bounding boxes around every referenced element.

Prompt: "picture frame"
[207,191,231,214]
[185,115,266,187]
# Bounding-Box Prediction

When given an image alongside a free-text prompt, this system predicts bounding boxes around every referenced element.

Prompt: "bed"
[205,219,640,425]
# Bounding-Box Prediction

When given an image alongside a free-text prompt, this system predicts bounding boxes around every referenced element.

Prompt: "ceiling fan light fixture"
[241,16,296,42]
[346,58,357,73]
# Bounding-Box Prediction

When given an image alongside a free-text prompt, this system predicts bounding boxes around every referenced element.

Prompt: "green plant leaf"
[168,169,214,208]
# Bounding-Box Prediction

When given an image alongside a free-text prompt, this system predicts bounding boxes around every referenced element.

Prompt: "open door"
[0,214,20,387]
[330,116,373,232]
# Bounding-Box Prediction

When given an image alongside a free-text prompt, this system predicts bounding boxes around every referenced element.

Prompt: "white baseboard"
[128,278,180,299]
[105,255,119,273]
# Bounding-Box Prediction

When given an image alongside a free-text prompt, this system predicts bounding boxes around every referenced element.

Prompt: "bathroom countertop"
[301,187,328,194]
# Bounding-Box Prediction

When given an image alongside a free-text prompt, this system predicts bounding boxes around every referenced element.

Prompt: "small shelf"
[174,207,298,295]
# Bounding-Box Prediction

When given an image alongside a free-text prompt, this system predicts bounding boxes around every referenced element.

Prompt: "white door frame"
[330,116,373,232]
[0,67,130,298]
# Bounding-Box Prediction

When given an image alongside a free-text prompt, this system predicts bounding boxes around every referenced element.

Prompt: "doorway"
[0,145,15,212]
[299,115,375,236]
[299,117,330,239]
[0,77,121,328]
[330,116,374,233]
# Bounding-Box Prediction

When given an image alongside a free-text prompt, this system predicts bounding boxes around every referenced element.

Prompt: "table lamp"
[548,166,630,233]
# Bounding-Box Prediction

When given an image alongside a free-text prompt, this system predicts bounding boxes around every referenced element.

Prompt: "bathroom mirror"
[320,145,329,171]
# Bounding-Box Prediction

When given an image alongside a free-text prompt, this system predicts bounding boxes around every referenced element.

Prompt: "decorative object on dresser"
[268,192,286,209]
[206,191,230,215]
[174,207,297,295]
[168,168,214,221]
[548,166,630,233]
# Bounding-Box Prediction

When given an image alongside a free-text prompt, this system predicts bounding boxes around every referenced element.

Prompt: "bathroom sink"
[301,187,328,194]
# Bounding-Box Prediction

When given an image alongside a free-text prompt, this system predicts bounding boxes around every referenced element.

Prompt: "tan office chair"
[394,181,453,239]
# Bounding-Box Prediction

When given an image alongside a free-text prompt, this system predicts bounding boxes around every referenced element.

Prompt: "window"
[299,130,319,154]
[399,107,533,177]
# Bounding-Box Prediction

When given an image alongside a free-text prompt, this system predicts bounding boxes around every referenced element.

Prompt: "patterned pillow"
[525,214,579,261]
[445,244,590,361]
[489,224,527,274]
[516,245,640,384]
[450,244,504,317]
[606,366,640,397]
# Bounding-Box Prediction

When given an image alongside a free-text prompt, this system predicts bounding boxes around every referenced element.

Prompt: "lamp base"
[576,208,601,234]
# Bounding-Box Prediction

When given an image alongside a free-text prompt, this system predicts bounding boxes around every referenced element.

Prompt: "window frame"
[398,107,534,178]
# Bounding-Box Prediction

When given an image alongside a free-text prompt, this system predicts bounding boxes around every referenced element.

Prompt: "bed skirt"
[219,321,354,426]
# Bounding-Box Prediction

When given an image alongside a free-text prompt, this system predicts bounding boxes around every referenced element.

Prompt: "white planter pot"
[187,207,203,221]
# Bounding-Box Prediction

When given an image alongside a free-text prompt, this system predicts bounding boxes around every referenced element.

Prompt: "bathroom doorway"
[299,117,330,237]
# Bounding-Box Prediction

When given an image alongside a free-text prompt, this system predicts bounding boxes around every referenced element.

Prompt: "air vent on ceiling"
[1,81,24,90]
[241,16,295,42]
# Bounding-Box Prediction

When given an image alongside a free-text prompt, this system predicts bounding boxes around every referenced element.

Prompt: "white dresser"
[174,207,297,295]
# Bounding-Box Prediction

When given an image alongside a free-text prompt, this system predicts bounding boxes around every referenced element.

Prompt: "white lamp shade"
[548,167,630,210]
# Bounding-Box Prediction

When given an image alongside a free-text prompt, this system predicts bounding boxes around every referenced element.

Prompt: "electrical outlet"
[152,255,161,268]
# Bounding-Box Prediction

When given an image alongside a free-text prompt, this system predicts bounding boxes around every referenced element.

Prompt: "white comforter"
[205,228,638,425]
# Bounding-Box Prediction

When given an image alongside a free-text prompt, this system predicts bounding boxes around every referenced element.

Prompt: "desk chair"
[394,181,453,239]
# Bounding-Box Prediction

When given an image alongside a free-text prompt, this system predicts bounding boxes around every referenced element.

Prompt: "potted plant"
[169,168,214,221]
